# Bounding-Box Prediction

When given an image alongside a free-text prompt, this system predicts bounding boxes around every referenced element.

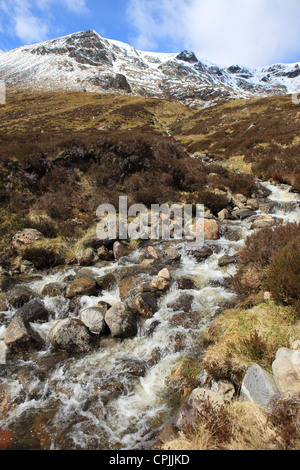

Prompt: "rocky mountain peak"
[0,30,299,108]
[176,51,198,63]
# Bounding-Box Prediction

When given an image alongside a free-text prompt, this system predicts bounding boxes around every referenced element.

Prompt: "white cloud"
[0,0,89,44]
[127,0,300,66]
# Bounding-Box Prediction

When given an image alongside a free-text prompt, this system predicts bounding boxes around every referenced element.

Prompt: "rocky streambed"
[0,181,299,450]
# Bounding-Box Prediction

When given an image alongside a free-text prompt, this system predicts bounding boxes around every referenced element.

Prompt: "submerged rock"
[117,359,147,377]
[175,277,196,290]
[168,294,194,312]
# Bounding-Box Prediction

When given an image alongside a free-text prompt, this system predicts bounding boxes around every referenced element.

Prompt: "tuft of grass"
[202,302,300,386]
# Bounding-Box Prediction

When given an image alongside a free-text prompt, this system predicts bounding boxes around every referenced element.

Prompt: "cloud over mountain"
[126,0,300,66]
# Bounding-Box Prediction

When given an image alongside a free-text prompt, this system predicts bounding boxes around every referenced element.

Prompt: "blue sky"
[0,0,300,67]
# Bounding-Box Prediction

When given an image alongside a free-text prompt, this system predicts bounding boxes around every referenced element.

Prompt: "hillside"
[0,86,299,451]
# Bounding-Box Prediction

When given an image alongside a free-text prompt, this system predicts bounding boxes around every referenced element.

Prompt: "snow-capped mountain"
[0,30,300,108]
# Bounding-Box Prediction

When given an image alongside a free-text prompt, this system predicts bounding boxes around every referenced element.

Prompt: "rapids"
[0,181,299,450]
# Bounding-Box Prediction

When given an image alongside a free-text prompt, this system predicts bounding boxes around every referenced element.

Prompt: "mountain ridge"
[0,29,300,108]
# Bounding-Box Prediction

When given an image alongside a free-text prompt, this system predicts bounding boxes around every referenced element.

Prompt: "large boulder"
[272,348,300,397]
[204,220,219,241]
[95,272,118,291]
[4,316,44,354]
[105,302,137,338]
[162,247,181,263]
[144,246,161,261]
[65,277,97,298]
[76,247,98,266]
[189,220,219,241]
[240,364,280,406]
[48,318,94,353]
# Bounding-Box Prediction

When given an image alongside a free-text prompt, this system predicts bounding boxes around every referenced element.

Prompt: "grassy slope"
[0,88,194,136]
[172,94,300,189]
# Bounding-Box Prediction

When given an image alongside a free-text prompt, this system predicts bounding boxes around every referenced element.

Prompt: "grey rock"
[240,364,280,406]
[80,306,107,334]
[48,318,94,353]
[0,340,8,364]
[105,302,137,338]
[272,347,300,397]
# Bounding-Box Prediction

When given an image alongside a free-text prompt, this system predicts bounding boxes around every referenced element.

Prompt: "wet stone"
[6,285,37,309]
[48,318,95,353]
[218,254,239,267]
[118,359,147,377]
[170,311,202,329]
[42,282,65,297]
[175,277,196,290]
[95,272,118,291]
[65,277,97,299]
[15,299,50,324]
[187,246,213,261]
[168,294,194,313]
[80,306,108,335]
[4,316,44,354]
[129,293,158,318]
[105,302,137,339]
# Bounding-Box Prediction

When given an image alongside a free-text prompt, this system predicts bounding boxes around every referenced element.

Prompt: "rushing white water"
[0,181,299,450]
